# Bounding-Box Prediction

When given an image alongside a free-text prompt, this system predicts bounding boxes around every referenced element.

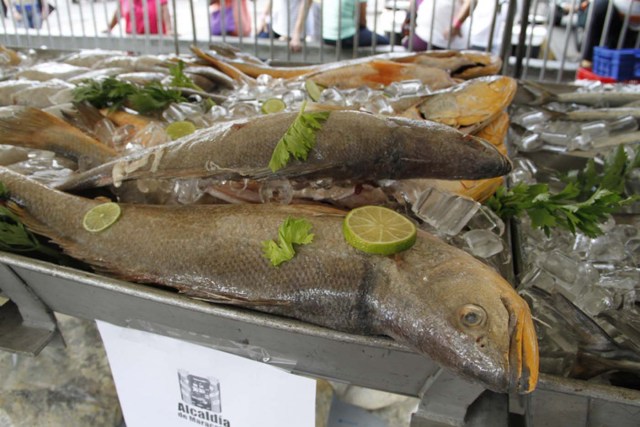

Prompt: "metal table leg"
[0,263,59,355]
[410,369,488,426]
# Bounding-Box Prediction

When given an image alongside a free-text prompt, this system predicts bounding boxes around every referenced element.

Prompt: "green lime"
[82,202,122,233]
[166,121,197,140]
[343,206,417,256]
[305,79,325,102]
[261,98,286,114]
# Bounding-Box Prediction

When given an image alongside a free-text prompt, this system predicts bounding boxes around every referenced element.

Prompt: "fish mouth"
[502,296,539,394]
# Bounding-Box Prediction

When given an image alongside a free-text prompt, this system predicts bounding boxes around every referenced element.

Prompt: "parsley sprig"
[262,217,314,267]
[268,101,330,172]
[487,145,639,237]
[0,183,64,259]
[73,77,186,114]
[169,60,203,91]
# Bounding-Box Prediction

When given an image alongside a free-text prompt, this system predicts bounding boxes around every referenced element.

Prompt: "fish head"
[377,234,538,393]
[389,118,512,180]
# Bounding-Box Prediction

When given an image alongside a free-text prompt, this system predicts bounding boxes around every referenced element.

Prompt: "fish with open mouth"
[0,166,538,393]
[50,110,511,191]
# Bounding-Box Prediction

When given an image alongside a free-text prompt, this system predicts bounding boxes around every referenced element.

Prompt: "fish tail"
[0,106,118,165]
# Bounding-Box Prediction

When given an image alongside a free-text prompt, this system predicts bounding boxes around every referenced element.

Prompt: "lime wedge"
[343,206,417,255]
[261,98,286,114]
[305,79,325,102]
[83,202,121,233]
[166,121,197,140]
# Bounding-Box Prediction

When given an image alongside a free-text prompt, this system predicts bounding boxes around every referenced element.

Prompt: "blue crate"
[593,47,638,81]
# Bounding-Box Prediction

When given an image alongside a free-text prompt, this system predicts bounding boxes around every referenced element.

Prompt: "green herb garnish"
[0,183,63,259]
[169,60,203,91]
[127,81,185,114]
[72,77,138,110]
[262,217,314,267]
[487,145,638,237]
[268,101,330,172]
[73,77,186,114]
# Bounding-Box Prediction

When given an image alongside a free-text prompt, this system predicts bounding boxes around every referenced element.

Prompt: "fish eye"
[458,304,487,328]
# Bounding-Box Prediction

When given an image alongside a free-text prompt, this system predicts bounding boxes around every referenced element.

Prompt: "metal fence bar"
[600,0,615,47]
[556,0,578,82]
[188,0,197,47]
[618,0,634,49]
[538,0,555,80]
[428,0,436,51]
[513,0,532,78]
[522,0,540,80]
[5,0,640,82]
[319,0,324,63]
[499,0,516,74]
[89,0,99,46]
[407,0,416,52]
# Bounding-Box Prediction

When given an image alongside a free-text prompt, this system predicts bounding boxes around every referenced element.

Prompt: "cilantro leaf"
[169,60,203,91]
[73,77,186,114]
[72,77,138,110]
[268,101,331,172]
[127,82,185,114]
[262,217,314,267]
[488,143,640,238]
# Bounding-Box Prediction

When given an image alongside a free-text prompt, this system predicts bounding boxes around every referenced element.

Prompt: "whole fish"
[55,110,511,190]
[0,166,538,393]
[515,80,640,107]
[192,46,500,81]
[191,46,456,91]
[303,59,456,91]
[15,62,91,82]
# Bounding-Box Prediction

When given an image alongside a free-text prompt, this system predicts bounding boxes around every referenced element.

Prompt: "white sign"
[97,321,316,427]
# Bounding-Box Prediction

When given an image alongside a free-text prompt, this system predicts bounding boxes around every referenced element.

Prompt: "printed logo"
[177,370,230,426]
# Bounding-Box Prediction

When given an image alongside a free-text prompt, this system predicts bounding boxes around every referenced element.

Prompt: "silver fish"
[54,110,511,190]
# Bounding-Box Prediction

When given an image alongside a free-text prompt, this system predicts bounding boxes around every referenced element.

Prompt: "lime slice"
[83,202,122,233]
[343,206,417,255]
[305,79,325,102]
[166,121,197,140]
[261,98,286,114]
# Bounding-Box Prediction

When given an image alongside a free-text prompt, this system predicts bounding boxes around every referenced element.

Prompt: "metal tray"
[0,250,497,426]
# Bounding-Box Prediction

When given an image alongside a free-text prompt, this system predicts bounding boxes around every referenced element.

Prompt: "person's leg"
[326,35,355,47]
[403,33,429,51]
[581,0,613,64]
[31,8,42,28]
[354,27,389,46]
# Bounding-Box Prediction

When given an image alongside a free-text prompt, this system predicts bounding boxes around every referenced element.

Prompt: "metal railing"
[1,0,639,82]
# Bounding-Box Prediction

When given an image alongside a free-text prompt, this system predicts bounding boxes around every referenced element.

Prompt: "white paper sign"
[97,321,316,427]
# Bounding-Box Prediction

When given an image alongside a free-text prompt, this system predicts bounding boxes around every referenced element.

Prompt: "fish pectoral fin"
[181,288,291,306]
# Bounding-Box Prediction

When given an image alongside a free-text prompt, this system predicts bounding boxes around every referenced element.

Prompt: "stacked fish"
[0,44,538,393]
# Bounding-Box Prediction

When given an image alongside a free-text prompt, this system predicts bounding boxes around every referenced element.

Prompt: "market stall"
[1,0,640,422]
